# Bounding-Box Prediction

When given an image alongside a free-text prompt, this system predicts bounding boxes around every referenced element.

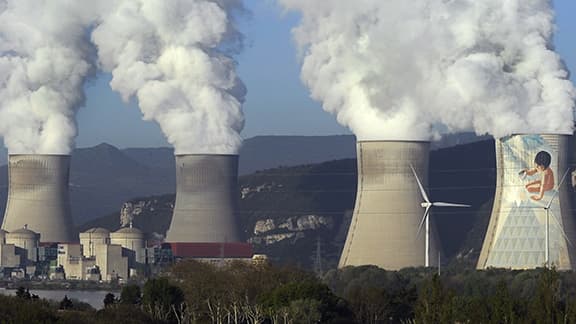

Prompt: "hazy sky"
[75,0,576,149]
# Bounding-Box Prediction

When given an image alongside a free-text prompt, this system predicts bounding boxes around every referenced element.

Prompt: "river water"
[0,288,117,309]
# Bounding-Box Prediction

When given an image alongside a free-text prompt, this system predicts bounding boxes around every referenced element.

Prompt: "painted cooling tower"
[165,155,240,243]
[477,134,576,270]
[2,155,74,243]
[339,141,437,270]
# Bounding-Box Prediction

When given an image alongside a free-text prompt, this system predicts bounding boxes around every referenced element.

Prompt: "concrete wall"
[80,229,110,258]
[95,244,128,281]
[339,141,435,270]
[0,244,21,268]
[2,155,74,243]
[5,231,39,263]
[166,155,240,243]
[110,230,145,264]
[57,244,84,279]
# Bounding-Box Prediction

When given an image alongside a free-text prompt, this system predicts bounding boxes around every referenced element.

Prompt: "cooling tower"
[165,154,240,243]
[339,141,437,270]
[477,134,576,270]
[1,155,74,243]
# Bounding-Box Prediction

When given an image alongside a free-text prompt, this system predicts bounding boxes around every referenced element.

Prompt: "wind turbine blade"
[546,168,570,210]
[432,202,471,208]
[410,164,430,203]
[416,206,430,238]
[549,210,574,247]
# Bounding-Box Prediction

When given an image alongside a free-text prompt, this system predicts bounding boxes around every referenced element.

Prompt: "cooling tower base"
[339,141,437,270]
[165,154,240,243]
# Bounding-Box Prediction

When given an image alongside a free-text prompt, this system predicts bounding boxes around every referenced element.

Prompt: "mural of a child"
[522,151,554,201]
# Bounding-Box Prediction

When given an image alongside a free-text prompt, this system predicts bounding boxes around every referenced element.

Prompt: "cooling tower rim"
[499,133,573,138]
[356,140,431,144]
[174,153,238,157]
[8,154,71,157]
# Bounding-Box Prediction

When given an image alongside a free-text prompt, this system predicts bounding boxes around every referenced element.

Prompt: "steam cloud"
[92,0,246,154]
[0,1,99,154]
[280,0,575,140]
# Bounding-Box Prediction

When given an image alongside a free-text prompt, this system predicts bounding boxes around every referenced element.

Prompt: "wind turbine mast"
[544,168,572,268]
[411,165,470,267]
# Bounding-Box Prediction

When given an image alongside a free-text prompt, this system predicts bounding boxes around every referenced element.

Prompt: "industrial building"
[6,227,40,264]
[339,141,437,270]
[110,226,146,264]
[0,225,142,281]
[169,242,257,265]
[0,222,258,280]
[79,227,110,258]
[478,134,576,270]
[166,154,241,243]
[57,226,148,281]
[1,155,74,243]
[0,226,40,277]
[56,244,98,280]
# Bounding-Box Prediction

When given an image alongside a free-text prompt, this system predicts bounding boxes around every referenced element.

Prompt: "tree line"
[7,262,576,323]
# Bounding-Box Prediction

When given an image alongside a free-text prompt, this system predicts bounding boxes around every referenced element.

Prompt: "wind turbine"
[410,165,470,267]
[539,168,572,268]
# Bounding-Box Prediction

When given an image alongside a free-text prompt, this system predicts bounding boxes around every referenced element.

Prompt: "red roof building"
[168,242,253,259]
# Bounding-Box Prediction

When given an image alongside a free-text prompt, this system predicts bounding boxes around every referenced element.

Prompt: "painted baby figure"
[521,151,554,201]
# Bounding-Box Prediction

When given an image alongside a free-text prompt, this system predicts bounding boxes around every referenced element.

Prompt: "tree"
[104,293,116,308]
[344,285,390,324]
[0,294,58,323]
[488,280,516,323]
[120,285,141,305]
[15,287,31,300]
[142,277,185,321]
[289,299,322,324]
[259,279,351,323]
[95,304,156,323]
[415,275,453,324]
[59,295,73,310]
[529,267,564,323]
[325,265,416,323]
[15,287,25,299]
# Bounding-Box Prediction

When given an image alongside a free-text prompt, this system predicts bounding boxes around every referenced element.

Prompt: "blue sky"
[75,0,576,149]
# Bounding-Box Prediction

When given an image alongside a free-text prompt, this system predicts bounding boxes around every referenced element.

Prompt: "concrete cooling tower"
[339,141,437,270]
[165,154,240,243]
[2,155,74,243]
[478,134,576,270]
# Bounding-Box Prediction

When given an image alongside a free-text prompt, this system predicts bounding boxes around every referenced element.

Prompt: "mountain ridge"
[79,139,497,269]
[0,133,490,227]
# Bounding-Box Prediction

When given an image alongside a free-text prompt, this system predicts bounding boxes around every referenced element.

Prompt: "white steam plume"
[280,0,575,140]
[92,0,246,155]
[0,1,101,154]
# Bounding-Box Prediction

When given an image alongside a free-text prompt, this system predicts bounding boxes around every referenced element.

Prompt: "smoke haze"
[280,0,575,140]
[0,1,100,154]
[92,0,246,154]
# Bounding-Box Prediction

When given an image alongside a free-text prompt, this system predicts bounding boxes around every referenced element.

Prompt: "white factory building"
[58,226,147,281]
[0,226,41,277]
[0,225,147,281]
